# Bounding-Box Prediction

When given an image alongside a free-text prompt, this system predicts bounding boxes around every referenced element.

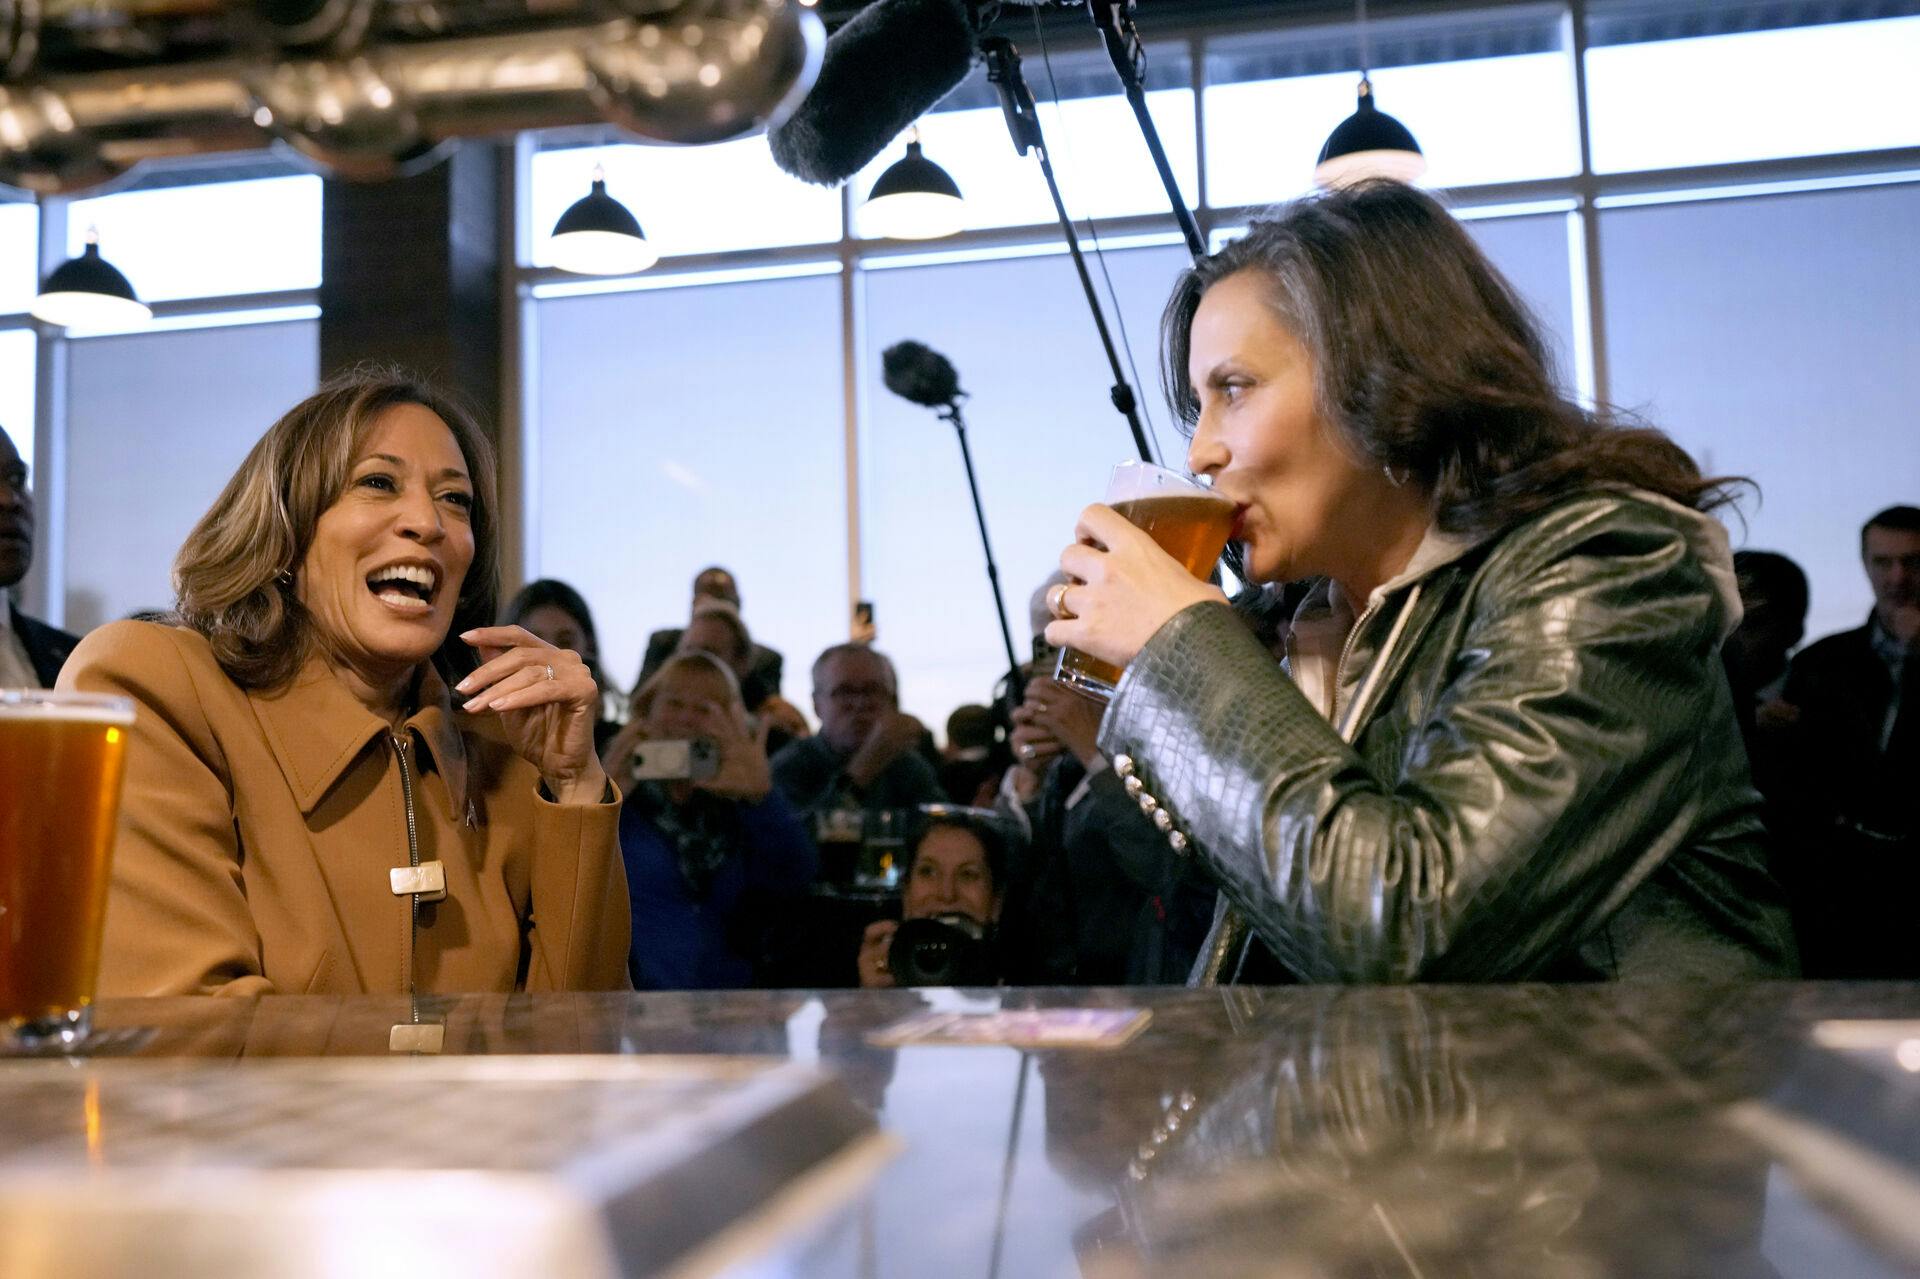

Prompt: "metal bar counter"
[4,983,1920,1277]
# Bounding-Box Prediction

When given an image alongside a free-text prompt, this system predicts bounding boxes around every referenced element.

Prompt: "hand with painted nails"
[456,624,608,805]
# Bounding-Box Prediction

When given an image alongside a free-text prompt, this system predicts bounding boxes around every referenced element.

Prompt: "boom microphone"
[767,0,977,186]
[882,340,964,408]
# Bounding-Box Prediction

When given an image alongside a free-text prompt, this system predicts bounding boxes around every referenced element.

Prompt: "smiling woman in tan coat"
[59,368,630,998]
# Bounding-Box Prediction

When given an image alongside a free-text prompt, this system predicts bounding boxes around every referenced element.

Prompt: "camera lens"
[887,913,995,986]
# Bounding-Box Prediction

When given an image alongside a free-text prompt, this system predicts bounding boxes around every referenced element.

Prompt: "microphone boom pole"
[1086,0,1206,261]
[942,397,1026,688]
[981,34,1156,465]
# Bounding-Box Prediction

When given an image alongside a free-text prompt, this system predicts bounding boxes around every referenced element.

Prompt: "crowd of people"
[3,180,1913,998]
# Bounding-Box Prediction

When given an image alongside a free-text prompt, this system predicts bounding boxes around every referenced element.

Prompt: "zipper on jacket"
[393,732,420,1009]
[1331,597,1384,732]
[1333,585,1425,745]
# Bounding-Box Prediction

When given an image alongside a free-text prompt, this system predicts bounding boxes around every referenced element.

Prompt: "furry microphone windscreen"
[882,340,964,407]
[768,0,977,186]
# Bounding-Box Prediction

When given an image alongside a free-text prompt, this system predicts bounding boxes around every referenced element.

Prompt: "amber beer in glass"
[0,690,134,1051]
[1054,462,1236,698]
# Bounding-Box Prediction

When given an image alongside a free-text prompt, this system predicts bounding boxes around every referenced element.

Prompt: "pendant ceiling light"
[1314,0,1427,189]
[862,128,965,241]
[32,228,151,328]
[549,165,658,276]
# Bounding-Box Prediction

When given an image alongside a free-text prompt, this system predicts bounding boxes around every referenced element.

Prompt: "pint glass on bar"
[0,690,134,1052]
[1054,462,1236,700]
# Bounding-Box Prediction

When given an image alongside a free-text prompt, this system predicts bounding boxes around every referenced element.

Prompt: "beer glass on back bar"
[1054,462,1236,699]
[0,690,134,1052]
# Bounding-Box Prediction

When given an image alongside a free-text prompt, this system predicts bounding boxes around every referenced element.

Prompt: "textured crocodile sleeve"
[1097,504,1742,982]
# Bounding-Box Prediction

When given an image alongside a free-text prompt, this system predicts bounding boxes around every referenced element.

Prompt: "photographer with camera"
[602,652,817,990]
[857,812,1008,988]
[990,577,1214,985]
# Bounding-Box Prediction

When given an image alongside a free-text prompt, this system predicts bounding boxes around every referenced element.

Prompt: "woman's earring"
[276,568,295,589]
[1383,464,1409,488]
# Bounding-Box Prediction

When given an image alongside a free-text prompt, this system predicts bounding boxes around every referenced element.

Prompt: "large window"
[0,202,39,316]
[63,320,320,630]
[1601,181,1920,642]
[64,175,323,306]
[510,2,1920,739]
[531,272,849,702]
[528,137,841,264]
[1203,9,1580,210]
[0,331,34,477]
[1459,208,1581,395]
[1,201,37,477]
[1585,12,1920,173]
[850,48,1198,238]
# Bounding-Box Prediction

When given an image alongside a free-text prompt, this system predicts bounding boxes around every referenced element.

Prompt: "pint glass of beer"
[0,690,134,1052]
[1054,462,1236,699]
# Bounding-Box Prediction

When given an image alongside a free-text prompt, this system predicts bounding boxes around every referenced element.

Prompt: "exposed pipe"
[0,0,823,193]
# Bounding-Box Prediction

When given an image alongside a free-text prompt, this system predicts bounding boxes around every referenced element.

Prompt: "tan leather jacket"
[1099,493,1798,983]
[61,620,632,997]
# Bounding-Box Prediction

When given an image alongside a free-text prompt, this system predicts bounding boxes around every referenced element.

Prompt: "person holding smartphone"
[602,652,817,989]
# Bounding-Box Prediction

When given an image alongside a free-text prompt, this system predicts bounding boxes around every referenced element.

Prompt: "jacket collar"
[249,650,470,819]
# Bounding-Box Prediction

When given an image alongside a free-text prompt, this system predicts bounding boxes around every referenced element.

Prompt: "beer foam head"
[0,691,136,725]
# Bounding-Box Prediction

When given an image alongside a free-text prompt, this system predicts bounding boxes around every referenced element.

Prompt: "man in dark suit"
[635,566,783,707]
[1778,505,1919,978]
[2,423,80,688]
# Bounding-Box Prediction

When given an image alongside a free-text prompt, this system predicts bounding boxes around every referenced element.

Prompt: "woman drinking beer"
[61,368,629,996]
[1044,181,1795,984]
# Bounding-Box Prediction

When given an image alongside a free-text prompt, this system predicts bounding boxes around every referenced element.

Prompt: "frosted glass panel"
[65,176,323,305]
[862,244,1191,726]
[528,138,840,264]
[1601,183,1920,643]
[1586,17,1920,173]
[0,203,38,316]
[64,321,319,630]
[534,274,847,703]
[0,330,33,476]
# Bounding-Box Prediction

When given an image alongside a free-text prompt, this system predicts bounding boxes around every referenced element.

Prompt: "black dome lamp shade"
[548,165,658,276]
[1314,0,1427,189]
[862,128,965,240]
[32,229,152,328]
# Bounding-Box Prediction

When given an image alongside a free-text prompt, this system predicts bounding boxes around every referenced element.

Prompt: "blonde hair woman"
[61,367,629,997]
[603,652,816,990]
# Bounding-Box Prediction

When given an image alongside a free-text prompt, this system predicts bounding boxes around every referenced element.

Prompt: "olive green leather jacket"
[1098,492,1797,984]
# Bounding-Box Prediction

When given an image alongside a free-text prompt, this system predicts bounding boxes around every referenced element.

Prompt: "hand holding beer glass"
[1,690,133,1052]
[1049,462,1237,699]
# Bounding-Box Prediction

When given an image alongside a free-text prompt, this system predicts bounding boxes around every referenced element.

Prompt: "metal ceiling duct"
[0,0,823,193]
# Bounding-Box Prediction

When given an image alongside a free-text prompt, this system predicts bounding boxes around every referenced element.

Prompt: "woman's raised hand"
[457,625,608,805]
[1044,504,1227,667]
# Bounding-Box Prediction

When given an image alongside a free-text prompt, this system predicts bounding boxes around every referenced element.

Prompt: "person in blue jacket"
[603,651,817,989]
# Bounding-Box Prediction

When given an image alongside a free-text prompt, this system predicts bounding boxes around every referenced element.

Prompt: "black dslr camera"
[887,913,998,986]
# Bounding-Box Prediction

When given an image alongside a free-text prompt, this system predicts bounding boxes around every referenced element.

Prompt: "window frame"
[505,1,1920,707]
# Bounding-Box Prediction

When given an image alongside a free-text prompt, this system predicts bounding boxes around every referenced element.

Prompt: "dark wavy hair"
[173,366,499,690]
[903,810,1009,899]
[1162,181,1740,539]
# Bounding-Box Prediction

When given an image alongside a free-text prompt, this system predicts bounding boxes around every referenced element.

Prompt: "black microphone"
[882,340,964,408]
[768,0,978,186]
